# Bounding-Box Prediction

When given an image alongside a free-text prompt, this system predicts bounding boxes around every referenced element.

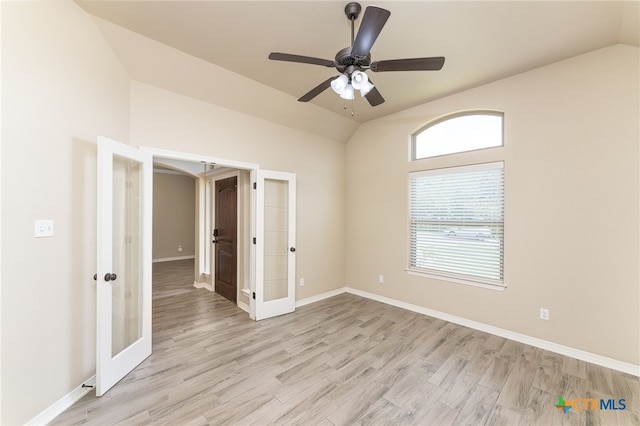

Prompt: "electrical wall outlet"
[540,308,550,321]
[299,278,305,287]
[34,220,54,238]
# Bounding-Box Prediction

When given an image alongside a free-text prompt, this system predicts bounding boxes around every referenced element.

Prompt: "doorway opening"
[148,148,256,316]
[141,145,297,322]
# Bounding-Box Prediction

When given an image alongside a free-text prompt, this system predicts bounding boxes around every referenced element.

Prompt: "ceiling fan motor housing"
[335,47,370,73]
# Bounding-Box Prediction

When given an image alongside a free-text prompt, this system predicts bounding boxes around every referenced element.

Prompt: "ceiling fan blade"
[298,76,337,102]
[269,52,336,67]
[370,57,445,72]
[351,6,390,59]
[364,79,385,106]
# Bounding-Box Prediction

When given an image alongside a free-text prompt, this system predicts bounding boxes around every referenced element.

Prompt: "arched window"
[408,110,505,289]
[411,111,503,160]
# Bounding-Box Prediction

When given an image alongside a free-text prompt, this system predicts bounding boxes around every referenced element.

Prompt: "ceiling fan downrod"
[344,2,362,46]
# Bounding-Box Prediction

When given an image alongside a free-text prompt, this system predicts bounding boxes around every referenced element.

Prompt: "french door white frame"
[252,170,297,320]
[96,137,153,396]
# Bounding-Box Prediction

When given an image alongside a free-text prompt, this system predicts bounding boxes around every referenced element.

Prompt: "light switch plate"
[34,220,54,238]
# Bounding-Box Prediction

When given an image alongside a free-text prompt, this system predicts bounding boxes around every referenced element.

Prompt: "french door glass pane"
[263,178,289,302]
[111,154,143,357]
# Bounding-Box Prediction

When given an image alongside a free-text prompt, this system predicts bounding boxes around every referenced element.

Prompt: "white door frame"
[142,147,258,279]
[141,147,263,317]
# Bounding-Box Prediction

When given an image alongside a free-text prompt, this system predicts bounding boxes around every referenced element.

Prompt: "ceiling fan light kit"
[351,71,374,96]
[331,72,371,99]
[268,2,445,110]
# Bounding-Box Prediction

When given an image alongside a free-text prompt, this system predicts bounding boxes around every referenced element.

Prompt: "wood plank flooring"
[52,259,639,425]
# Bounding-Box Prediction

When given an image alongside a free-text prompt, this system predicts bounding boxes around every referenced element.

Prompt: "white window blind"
[409,162,504,287]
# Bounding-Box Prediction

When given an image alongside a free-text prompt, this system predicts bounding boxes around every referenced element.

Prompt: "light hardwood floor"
[52,259,639,425]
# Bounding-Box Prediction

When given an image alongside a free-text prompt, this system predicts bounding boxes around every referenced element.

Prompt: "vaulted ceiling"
[77,1,639,142]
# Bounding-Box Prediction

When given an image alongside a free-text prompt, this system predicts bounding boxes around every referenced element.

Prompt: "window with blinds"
[408,162,504,287]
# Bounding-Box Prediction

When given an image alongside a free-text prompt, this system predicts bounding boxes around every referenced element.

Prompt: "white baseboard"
[296,287,347,308]
[346,287,640,377]
[27,375,95,426]
[193,281,213,291]
[238,301,250,313]
[152,255,195,263]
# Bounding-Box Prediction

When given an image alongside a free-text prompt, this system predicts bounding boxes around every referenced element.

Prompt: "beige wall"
[153,172,196,260]
[131,82,347,303]
[346,44,639,365]
[1,1,131,424]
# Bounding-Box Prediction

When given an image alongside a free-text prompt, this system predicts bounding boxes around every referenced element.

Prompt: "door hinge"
[253,237,256,244]
[252,292,256,300]
[253,182,257,190]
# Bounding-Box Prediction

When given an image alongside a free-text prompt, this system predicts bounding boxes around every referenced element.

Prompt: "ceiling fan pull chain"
[342,100,355,117]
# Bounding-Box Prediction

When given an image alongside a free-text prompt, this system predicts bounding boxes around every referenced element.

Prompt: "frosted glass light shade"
[331,74,349,94]
[351,71,368,89]
[340,84,355,100]
[351,71,374,96]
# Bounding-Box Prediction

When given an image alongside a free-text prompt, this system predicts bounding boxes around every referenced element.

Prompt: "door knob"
[290,247,296,252]
[104,273,117,282]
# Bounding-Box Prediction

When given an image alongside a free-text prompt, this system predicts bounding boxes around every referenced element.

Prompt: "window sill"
[406,268,506,291]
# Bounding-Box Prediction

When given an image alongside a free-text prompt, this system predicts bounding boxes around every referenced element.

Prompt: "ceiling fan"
[268,2,445,107]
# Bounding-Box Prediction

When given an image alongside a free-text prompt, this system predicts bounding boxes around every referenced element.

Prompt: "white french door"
[96,137,152,396]
[253,170,297,320]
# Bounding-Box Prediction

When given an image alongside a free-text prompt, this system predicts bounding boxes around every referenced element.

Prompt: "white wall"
[0,1,130,424]
[131,81,346,303]
[346,44,639,365]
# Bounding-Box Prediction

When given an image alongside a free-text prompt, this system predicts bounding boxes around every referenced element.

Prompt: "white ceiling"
[77,1,639,142]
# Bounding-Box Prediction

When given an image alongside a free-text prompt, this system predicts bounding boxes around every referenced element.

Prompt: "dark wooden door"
[214,176,237,303]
